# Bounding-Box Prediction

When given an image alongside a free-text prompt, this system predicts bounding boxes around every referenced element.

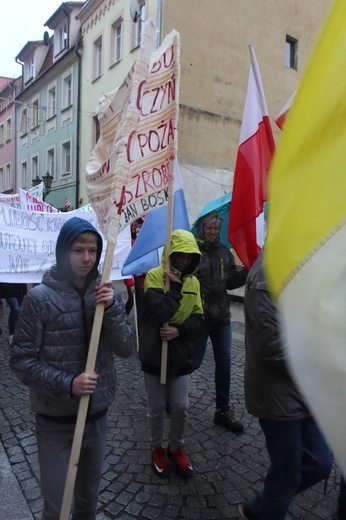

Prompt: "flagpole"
[133,283,140,352]
[59,240,116,520]
[160,172,174,384]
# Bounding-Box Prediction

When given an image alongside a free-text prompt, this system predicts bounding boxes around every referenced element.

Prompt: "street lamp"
[31,171,54,200]
[32,175,41,187]
[42,171,54,199]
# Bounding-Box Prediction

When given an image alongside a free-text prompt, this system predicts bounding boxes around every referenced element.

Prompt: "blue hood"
[55,217,103,280]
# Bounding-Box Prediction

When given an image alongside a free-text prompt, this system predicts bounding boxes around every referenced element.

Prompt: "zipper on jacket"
[220,258,224,279]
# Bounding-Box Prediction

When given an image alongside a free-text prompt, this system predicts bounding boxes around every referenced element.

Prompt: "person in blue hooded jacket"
[10,217,135,520]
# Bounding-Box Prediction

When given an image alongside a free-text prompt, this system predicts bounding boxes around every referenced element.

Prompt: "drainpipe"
[156,0,163,48]
[74,34,82,209]
[15,58,24,90]
[8,81,17,192]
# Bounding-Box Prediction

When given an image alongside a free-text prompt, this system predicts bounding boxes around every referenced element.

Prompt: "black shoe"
[214,407,244,434]
[336,507,346,520]
[238,504,258,520]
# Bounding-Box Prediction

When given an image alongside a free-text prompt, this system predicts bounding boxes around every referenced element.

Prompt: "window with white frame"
[48,86,56,119]
[24,57,34,82]
[0,167,3,191]
[47,148,55,178]
[21,106,28,135]
[285,35,298,69]
[21,161,28,188]
[111,18,122,65]
[132,1,145,48]
[93,36,103,79]
[0,123,4,146]
[93,115,100,147]
[62,141,71,177]
[32,155,39,180]
[6,117,11,141]
[32,99,39,129]
[55,22,68,55]
[63,74,72,108]
[5,163,11,190]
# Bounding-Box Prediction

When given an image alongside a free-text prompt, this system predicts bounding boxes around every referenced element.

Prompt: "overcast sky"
[0,0,62,78]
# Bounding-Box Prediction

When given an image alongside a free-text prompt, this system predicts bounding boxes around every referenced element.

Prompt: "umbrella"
[191,192,232,249]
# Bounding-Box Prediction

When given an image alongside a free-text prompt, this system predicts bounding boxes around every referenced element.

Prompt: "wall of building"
[162,0,333,170]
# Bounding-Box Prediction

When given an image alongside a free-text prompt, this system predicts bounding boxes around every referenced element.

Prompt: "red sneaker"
[151,447,170,477]
[166,445,194,478]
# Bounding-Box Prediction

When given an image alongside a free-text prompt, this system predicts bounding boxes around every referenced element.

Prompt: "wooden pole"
[59,241,116,520]
[160,176,174,384]
[133,286,140,352]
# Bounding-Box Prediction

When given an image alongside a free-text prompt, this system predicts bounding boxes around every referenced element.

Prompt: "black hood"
[55,217,103,280]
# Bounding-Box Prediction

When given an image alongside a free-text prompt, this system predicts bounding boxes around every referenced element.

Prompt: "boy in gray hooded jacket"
[10,217,135,520]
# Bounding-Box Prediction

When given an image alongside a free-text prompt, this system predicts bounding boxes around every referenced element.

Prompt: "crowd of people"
[2,212,342,519]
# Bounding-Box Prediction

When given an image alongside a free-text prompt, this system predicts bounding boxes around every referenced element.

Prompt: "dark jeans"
[36,413,108,520]
[6,296,22,335]
[207,321,232,409]
[125,278,143,333]
[338,477,346,519]
[246,416,333,520]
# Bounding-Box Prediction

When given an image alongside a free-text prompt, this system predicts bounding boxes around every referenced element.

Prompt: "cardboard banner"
[86,19,180,242]
[0,202,131,283]
[19,188,60,213]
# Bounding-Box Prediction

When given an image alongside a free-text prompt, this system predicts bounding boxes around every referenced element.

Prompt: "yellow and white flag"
[265,0,346,473]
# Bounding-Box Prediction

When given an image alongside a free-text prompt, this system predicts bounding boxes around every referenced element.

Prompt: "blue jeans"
[207,321,231,409]
[6,296,22,335]
[246,416,333,520]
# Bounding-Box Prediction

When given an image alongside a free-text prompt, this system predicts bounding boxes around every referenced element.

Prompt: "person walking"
[0,282,27,345]
[239,251,333,520]
[124,217,146,332]
[194,211,247,433]
[10,217,136,520]
[139,229,206,478]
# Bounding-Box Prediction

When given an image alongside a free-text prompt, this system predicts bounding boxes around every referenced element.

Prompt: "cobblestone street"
[0,284,341,519]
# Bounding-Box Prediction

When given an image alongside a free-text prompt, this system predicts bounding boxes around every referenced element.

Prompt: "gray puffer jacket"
[244,252,310,421]
[10,270,135,417]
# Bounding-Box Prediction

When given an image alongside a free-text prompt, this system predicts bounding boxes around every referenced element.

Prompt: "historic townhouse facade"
[15,2,84,210]
[0,76,22,193]
[2,0,332,220]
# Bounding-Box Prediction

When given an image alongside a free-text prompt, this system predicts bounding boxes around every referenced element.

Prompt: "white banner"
[0,183,44,209]
[19,188,60,213]
[0,202,131,283]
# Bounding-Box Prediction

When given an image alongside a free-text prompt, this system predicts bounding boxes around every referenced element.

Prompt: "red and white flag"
[65,198,72,211]
[228,44,275,270]
[275,91,295,130]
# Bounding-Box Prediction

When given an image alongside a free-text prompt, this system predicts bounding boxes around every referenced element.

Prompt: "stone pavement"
[0,285,342,520]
